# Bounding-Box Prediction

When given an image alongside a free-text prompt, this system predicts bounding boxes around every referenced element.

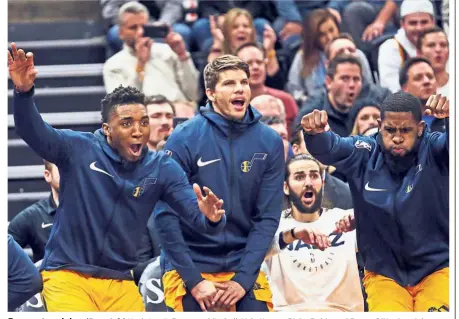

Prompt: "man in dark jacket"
[155,55,284,312]
[301,92,449,312]
[8,42,226,312]
[8,160,59,262]
[295,55,390,137]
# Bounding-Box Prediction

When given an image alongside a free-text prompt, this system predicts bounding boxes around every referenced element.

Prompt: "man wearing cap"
[378,0,435,93]
[301,92,449,311]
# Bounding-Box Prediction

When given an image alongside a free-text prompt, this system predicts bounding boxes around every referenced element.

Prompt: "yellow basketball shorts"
[163,270,273,312]
[363,267,449,312]
[41,269,145,312]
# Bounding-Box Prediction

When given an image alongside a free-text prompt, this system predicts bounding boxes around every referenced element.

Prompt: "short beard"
[288,188,323,215]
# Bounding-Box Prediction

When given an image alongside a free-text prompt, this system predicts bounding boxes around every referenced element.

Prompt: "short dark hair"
[416,26,448,50]
[290,124,303,146]
[326,54,362,78]
[235,41,266,58]
[380,91,422,122]
[325,32,355,59]
[399,57,433,87]
[260,115,284,126]
[204,55,250,91]
[101,86,145,123]
[144,94,176,116]
[285,154,323,182]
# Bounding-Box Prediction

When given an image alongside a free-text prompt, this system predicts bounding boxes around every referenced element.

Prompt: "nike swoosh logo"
[41,222,53,229]
[90,161,114,178]
[197,157,221,167]
[365,182,387,192]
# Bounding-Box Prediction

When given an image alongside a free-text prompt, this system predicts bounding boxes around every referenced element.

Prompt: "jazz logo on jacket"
[354,140,372,152]
[241,153,267,172]
[133,177,158,198]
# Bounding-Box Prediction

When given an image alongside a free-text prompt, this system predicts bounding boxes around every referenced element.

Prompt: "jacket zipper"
[225,121,234,269]
[393,178,408,286]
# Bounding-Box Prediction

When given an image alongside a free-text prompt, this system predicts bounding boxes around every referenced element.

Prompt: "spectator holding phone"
[102,0,193,55]
[103,1,200,103]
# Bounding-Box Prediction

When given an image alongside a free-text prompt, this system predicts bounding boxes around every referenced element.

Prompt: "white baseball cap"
[400,0,434,18]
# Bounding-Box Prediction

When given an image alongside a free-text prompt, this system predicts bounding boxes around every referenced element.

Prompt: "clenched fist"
[425,94,449,119]
[301,110,330,135]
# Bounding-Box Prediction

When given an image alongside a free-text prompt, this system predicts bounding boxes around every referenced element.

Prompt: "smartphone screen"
[143,25,169,39]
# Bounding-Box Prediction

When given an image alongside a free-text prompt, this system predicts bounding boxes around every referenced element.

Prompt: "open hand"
[425,94,449,119]
[194,184,225,223]
[328,8,342,24]
[301,110,330,135]
[279,22,302,41]
[335,213,356,233]
[212,280,246,308]
[294,226,331,250]
[8,42,38,92]
[362,21,385,42]
[210,15,224,45]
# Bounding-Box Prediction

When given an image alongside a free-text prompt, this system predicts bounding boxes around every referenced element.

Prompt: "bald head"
[251,94,285,121]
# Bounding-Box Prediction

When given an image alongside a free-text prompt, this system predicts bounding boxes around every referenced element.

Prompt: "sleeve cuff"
[278,232,288,250]
[231,273,257,293]
[205,214,226,233]
[183,273,204,292]
[14,86,35,97]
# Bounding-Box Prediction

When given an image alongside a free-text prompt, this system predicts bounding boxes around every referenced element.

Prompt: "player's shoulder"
[13,198,50,220]
[349,134,377,153]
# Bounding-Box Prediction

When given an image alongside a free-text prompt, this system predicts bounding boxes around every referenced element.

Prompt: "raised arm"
[9,42,74,166]
[301,110,371,175]
[425,94,449,159]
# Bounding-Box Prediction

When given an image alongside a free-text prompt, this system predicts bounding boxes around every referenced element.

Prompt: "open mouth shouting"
[302,189,315,206]
[231,97,246,112]
[129,143,143,158]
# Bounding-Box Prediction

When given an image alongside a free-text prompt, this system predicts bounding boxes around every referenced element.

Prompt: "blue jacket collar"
[199,103,261,138]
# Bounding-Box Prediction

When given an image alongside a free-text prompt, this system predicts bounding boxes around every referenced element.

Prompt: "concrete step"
[10,37,106,65]
[8,20,104,41]
[8,0,102,24]
[8,86,107,115]
[8,64,104,89]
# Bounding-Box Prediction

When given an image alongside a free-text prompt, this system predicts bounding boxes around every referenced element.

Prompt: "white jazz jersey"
[264,208,363,312]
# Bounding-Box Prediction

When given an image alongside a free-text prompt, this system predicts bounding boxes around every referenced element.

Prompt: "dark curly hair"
[101,86,146,122]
